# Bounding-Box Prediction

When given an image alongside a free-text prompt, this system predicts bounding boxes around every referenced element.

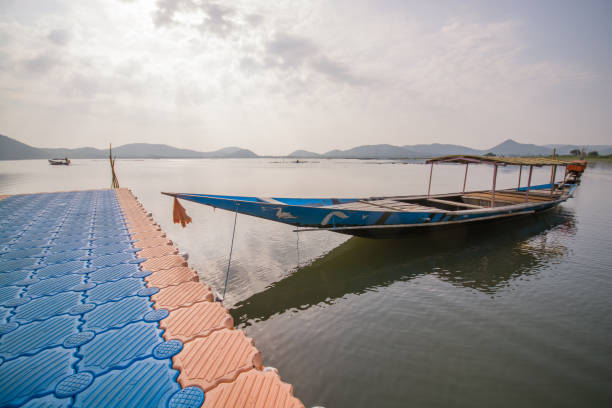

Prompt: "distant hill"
[0,134,258,160]
[486,139,552,156]
[324,144,419,158]
[288,150,323,158]
[404,143,482,156]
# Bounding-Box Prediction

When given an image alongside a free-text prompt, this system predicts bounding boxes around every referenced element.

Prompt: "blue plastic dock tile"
[0,270,31,286]
[73,358,180,408]
[90,243,137,257]
[89,252,136,268]
[86,278,144,304]
[0,286,22,306]
[83,296,152,332]
[78,323,162,374]
[0,348,77,407]
[36,261,88,279]
[10,238,55,249]
[92,237,133,247]
[20,394,72,408]
[168,387,206,408]
[0,306,9,324]
[88,263,140,283]
[13,291,82,323]
[0,315,80,360]
[0,257,40,272]
[50,243,92,253]
[0,247,46,260]
[55,372,94,398]
[41,250,89,266]
[25,275,83,298]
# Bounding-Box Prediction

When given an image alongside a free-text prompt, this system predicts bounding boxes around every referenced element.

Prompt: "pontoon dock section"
[0,189,303,408]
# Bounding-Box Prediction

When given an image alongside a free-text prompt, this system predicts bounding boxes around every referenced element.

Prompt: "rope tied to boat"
[172,197,192,227]
[222,209,238,301]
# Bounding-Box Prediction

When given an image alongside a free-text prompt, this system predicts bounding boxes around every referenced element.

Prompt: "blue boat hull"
[163,183,572,237]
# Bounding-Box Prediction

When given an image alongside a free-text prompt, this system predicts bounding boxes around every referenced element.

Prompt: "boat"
[48,158,70,165]
[162,155,586,238]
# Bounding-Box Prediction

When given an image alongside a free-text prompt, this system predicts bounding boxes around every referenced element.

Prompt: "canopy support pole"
[550,165,557,195]
[462,163,469,193]
[491,164,498,208]
[526,165,533,202]
[517,165,523,190]
[427,163,433,197]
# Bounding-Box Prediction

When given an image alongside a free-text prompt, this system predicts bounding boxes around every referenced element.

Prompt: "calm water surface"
[1,159,611,407]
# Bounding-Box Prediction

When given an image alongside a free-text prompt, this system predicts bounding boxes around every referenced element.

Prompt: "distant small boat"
[48,158,70,165]
[163,155,586,238]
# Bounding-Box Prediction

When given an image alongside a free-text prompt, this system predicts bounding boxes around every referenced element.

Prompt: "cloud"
[22,53,61,74]
[245,13,263,27]
[47,29,71,46]
[153,0,237,37]
[264,32,369,86]
[198,2,235,37]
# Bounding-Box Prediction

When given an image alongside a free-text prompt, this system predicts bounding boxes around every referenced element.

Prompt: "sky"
[0,0,610,155]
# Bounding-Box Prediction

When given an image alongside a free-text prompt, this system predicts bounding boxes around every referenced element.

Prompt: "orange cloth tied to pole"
[173,197,192,228]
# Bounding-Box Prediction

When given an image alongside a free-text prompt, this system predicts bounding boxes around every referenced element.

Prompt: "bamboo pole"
[517,165,522,190]
[109,144,120,189]
[462,163,469,193]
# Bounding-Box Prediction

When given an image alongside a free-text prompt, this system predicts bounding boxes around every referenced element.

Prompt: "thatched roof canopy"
[425,155,573,166]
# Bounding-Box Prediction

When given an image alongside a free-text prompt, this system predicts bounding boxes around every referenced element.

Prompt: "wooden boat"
[163,155,585,238]
[48,158,70,165]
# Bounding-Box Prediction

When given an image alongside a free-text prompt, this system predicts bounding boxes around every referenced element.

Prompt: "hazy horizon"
[1,0,610,155]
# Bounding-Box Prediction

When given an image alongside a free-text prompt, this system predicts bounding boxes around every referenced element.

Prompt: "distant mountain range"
[289,139,612,158]
[0,135,257,160]
[1,133,610,160]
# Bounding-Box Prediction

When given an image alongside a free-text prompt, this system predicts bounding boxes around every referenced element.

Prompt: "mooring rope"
[296,228,300,268]
[222,209,238,300]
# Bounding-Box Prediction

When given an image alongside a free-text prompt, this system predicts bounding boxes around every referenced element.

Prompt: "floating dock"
[0,188,304,407]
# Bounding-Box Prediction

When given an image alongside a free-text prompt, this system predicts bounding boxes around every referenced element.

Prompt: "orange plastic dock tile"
[141,254,188,271]
[137,245,178,259]
[145,266,199,289]
[128,224,161,234]
[151,281,214,310]
[132,237,173,249]
[160,301,234,342]
[173,329,263,392]
[131,230,166,241]
[203,369,305,408]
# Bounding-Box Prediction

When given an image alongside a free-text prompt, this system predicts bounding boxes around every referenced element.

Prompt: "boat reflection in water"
[231,207,576,327]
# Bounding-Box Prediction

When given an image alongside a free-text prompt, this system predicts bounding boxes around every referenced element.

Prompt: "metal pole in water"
[526,165,533,202]
[550,165,557,195]
[491,164,498,208]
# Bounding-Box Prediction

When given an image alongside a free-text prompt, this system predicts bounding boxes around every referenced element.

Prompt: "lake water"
[1,158,611,407]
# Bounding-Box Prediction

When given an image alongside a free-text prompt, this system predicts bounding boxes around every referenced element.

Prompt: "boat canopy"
[425,155,574,167]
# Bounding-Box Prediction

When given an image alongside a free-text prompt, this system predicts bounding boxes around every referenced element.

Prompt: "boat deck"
[325,189,559,213]
[0,189,302,407]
